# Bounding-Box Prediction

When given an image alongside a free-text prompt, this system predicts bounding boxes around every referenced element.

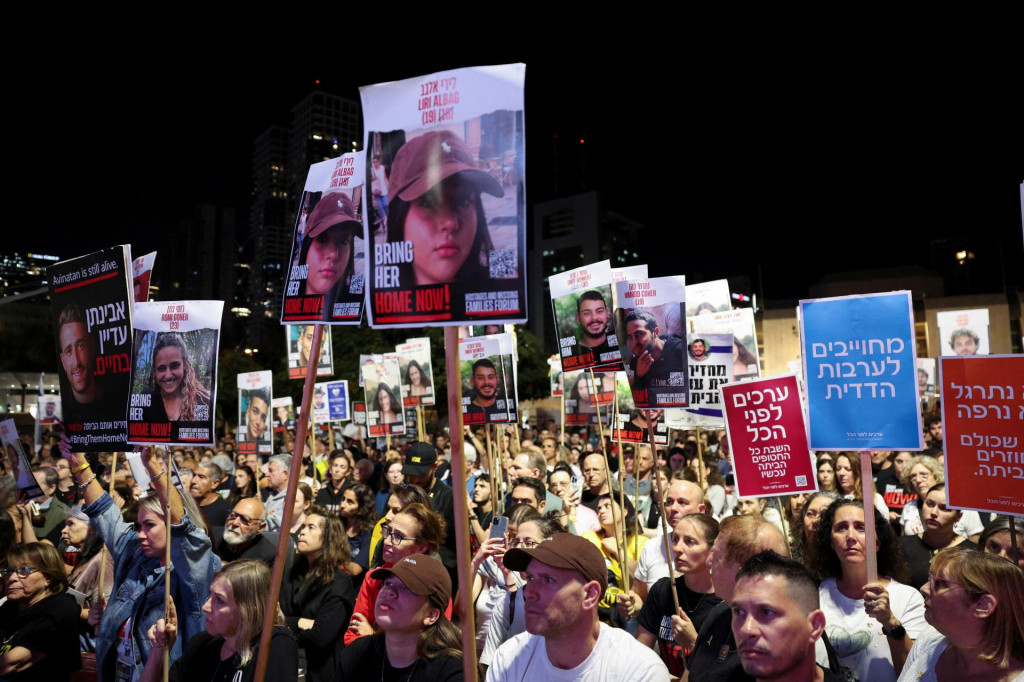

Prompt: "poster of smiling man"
[550,260,623,372]
[459,335,512,426]
[361,64,527,328]
[613,275,689,409]
[237,371,273,456]
[48,245,134,451]
[128,301,222,446]
[281,151,366,324]
[286,324,334,380]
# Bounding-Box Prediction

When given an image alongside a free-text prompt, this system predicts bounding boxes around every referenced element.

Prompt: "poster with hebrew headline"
[128,301,222,446]
[689,308,761,381]
[48,245,133,451]
[800,291,923,450]
[281,151,366,324]
[361,64,527,328]
[941,355,1024,516]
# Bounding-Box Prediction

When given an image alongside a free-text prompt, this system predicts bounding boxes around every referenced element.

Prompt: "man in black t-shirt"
[732,551,846,682]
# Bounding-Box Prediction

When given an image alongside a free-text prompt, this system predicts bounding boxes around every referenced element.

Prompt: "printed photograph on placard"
[678,332,734,428]
[132,251,156,303]
[237,371,273,455]
[936,309,990,357]
[1,420,44,500]
[685,279,731,316]
[361,64,527,328]
[36,395,61,428]
[613,407,669,445]
[281,151,366,324]
[272,397,295,433]
[361,357,405,437]
[496,332,520,425]
[327,380,350,421]
[48,245,134,451]
[550,260,622,372]
[286,325,334,380]
[396,338,435,406]
[548,355,563,397]
[564,370,597,426]
[614,275,689,409]
[689,308,761,381]
[312,383,330,423]
[458,335,511,425]
[128,301,222,446]
[917,358,936,399]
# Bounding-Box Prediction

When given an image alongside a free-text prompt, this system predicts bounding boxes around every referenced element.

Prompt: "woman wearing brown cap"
[338,554,463,681]
[385,130,504,287]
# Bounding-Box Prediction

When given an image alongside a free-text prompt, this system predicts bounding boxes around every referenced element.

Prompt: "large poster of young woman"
[281,151,366,324]
[128,301,222,446]
[361,64,527,328]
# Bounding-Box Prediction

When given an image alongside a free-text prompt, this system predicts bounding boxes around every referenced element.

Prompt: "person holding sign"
[142,333,211,423]
[385,130,503,287]
[813,499,925,682]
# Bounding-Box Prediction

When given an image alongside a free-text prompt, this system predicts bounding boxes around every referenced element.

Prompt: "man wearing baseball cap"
[487,532,669,681]
[403,442,457,588]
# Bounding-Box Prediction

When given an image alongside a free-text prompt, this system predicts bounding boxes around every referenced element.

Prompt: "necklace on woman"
[382,655,419,682]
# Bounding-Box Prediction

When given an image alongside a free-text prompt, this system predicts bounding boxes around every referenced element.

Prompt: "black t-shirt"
[338,632,463,682]
[630,335,686,390]
[316,480,352,514]
[200,495,231,528]
[0,591,82,682]
[170,626,298,682]
[901,535,977,590]
[688,600,751,682]
[872,465,909,515]
[637,576,723,677]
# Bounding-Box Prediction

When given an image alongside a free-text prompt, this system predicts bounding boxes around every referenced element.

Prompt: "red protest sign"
[941,355,1024,517]
[723,375,817,499]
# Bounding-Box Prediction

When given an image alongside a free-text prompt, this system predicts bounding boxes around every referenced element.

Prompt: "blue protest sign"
[800,291,923,450]
[327,380,350,421]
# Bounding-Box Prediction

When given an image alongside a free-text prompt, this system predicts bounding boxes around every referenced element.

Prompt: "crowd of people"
[1,408,1021,682]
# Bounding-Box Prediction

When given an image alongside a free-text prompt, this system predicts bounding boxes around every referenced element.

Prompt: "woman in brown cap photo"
[385,130,504,287]
[298,191,361,318]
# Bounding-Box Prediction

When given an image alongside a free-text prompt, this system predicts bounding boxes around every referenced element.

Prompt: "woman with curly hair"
[280,505,355,682]
[339,483,378,587]
[790,490,840,570]
[142,333,211,423]
[814,498,925,682]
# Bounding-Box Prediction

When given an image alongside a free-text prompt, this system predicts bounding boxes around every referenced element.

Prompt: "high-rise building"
[528,191,643,349]
[248,91,360,344]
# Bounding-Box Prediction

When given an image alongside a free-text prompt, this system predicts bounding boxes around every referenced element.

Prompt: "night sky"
[9,38,1022,304]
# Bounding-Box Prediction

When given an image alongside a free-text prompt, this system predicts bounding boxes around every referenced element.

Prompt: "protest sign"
[614,275,689,409]
[610,265,648,308]
[686,279,731,316]
[131,251,156,303]
[361,357,405,437]
[312,383,330,423]
[396,338,435,406]
[800,291,923,450]
[459,335,511,425]
[548,355,563,397]
[36,395,61,429]
[352,402,366,428]
[237,371,273,455]
[614,407,669,445]
[287,325,334,380]
[497,332,520,425]
[550,260,622,372]
[1,420,43,500]
[690,308,761,381]
[281,151,367,324]
[564,370,597,426]
[916,358,936,399]
[674,332,733,428]
[327,380,350,421]
[361,64,527,327]
[941,355,1024,516]
[272,397,295,433]
[128,301,222,446]
[48,245,133,451]
[723,375,816,499]
[936,309,990,356]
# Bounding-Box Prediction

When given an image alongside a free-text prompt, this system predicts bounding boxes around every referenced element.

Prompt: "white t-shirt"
[634,528,670,589]
[819,577,926,682]
[486,622,669,682]
[897,627,1024,682]
[900,504,984,538]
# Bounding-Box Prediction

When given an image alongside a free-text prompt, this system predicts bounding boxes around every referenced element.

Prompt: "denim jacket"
[84,492,221,682]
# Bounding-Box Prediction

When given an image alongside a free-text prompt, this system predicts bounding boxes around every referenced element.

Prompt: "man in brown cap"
[487,533,668,681]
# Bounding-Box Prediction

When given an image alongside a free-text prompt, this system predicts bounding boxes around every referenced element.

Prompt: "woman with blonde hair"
[899,546,1024,681]
[142,560,299,682]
